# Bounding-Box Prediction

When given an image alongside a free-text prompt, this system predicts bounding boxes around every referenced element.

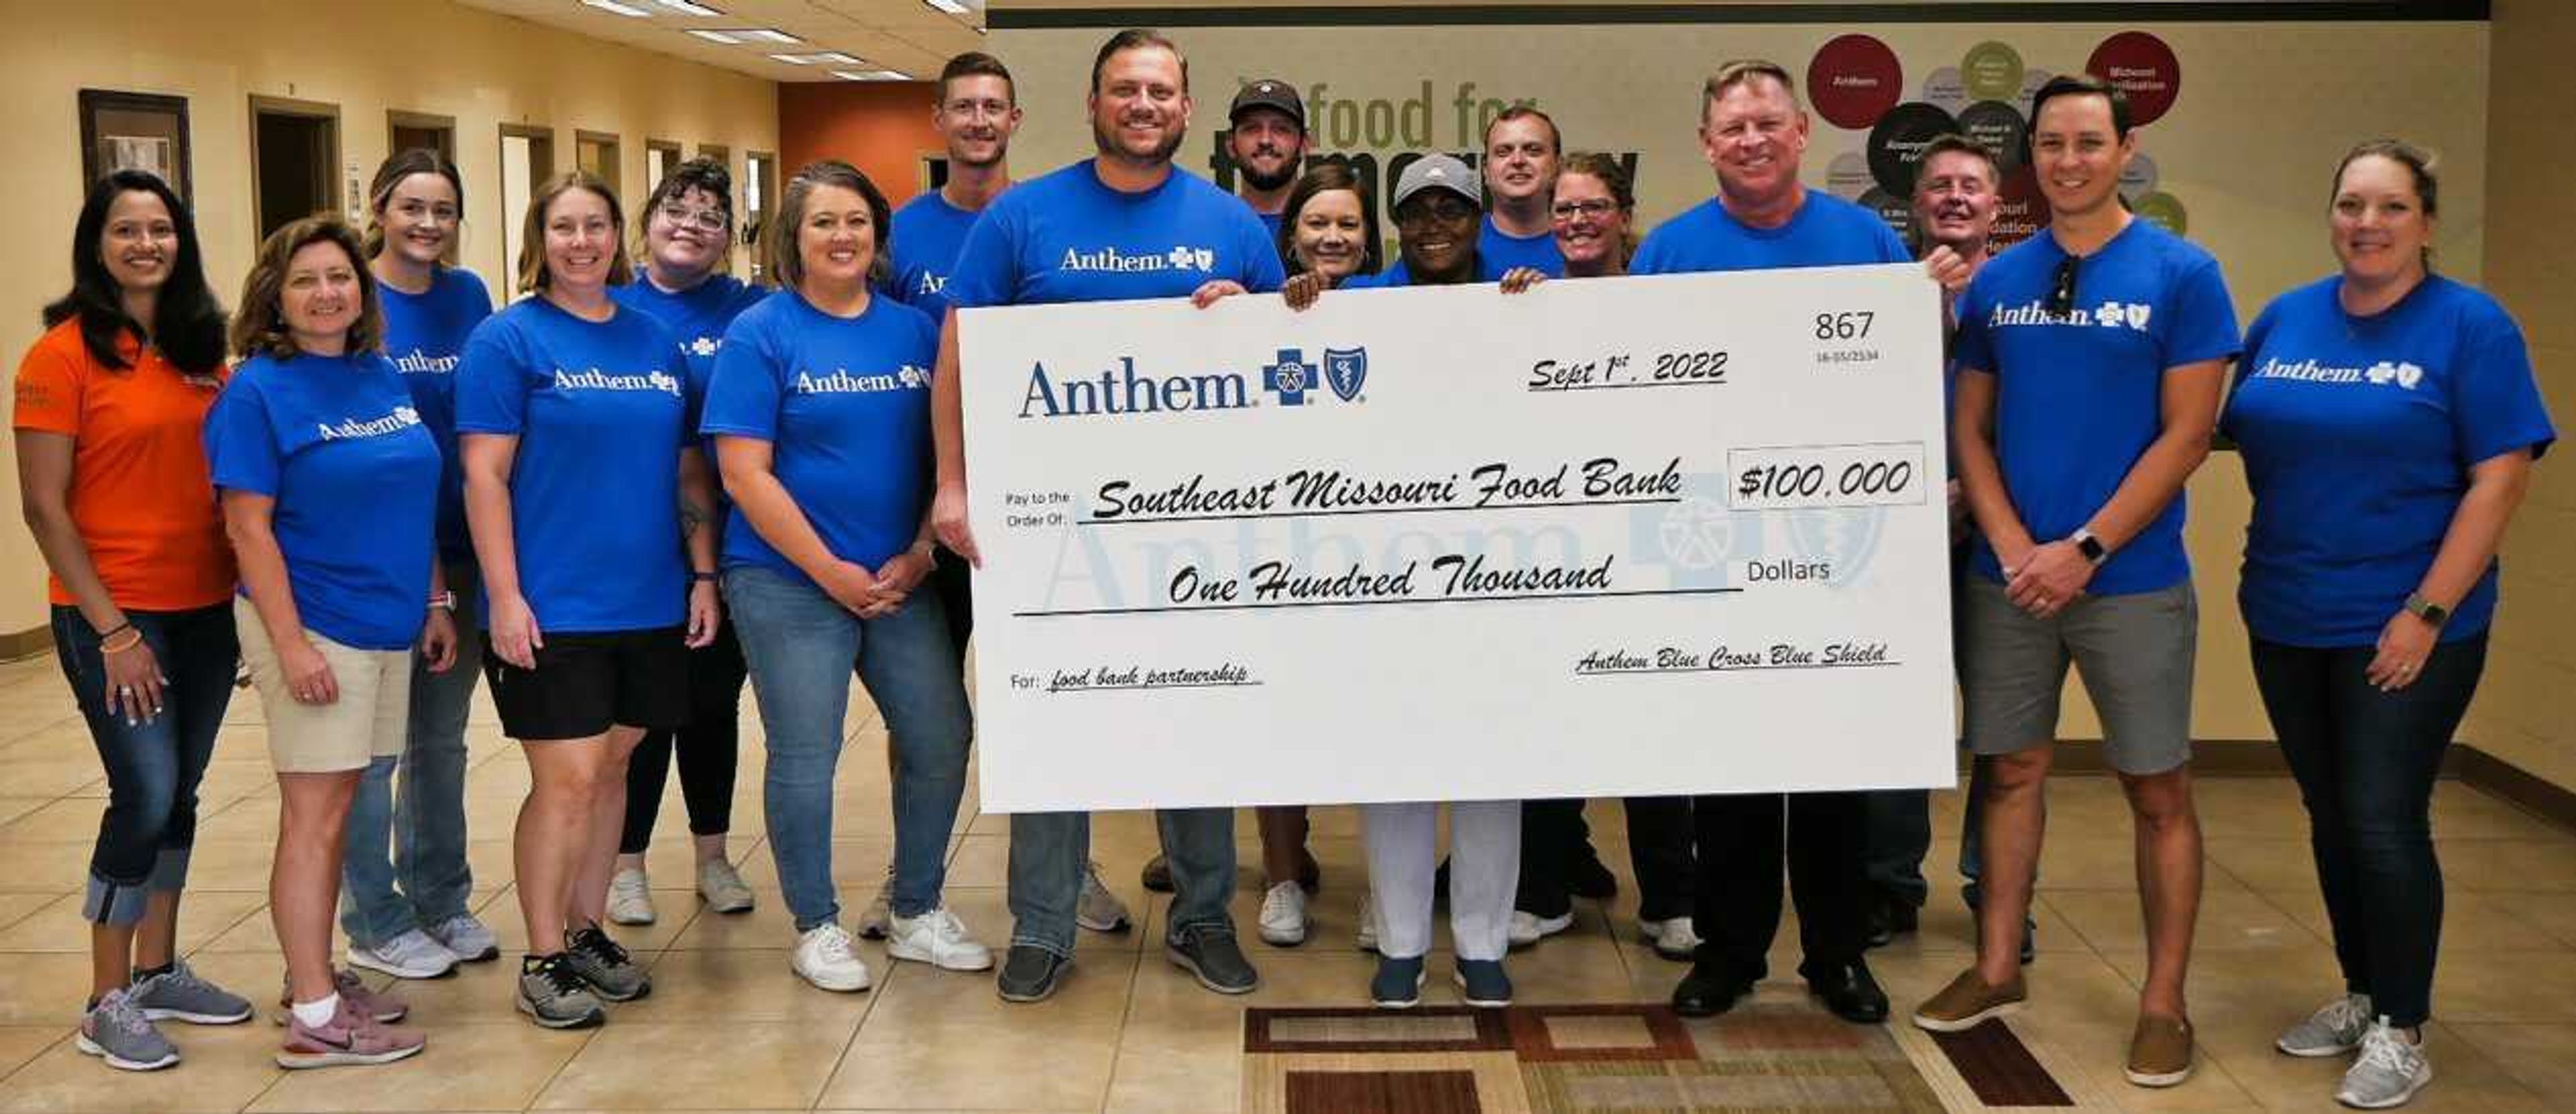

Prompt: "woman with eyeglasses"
[2222,140,2552,1111]
[605,157,767,929]
[335,148,502,984]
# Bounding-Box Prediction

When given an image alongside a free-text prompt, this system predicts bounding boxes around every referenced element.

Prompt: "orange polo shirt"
[12,318,235,611]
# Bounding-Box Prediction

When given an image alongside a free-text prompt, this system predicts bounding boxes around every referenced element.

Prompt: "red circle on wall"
[1807,34,1903,130]
[2085,32,2182,126]
[1991,165,2049,250]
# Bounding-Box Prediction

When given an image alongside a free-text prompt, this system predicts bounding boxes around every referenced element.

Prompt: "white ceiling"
[455,0,985,83]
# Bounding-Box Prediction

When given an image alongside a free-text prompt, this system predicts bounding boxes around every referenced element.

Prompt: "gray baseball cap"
[1391,154,1481,211]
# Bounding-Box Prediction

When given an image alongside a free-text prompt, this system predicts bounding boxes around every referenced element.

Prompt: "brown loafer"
[2126,1013,2195,1087]
[1911,967,2026,1031]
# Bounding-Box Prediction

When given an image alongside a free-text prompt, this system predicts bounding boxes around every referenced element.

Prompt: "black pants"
[1691,791,1867,980]
[1517,798,1694,921]
[932,545,973,666]
[619,617,748,853]
[2251,634,2486,1027]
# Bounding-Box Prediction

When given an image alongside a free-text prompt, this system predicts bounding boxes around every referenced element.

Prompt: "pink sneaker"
[275,997,425,1070]
[275,969,409,1025]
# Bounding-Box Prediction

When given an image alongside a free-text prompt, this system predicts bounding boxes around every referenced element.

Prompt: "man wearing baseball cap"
[1226,79,1309,238]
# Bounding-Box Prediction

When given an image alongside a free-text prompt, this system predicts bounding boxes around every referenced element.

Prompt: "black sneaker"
[1568,853,1619,901]
[515,954,606,1029]
[564,925,651,1002]
[1165,924,1258,995]
[996,945,1069,1003]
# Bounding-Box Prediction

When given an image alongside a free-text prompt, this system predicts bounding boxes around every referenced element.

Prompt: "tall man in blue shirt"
[929,28,1284,1005]
[1911,76,2238,1092]
[1631,58,1968,1027]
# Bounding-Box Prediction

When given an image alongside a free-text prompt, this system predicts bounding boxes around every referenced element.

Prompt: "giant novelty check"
[957,264,1955,812]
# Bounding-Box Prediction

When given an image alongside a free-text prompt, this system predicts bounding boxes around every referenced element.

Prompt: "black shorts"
[481,627,688,741]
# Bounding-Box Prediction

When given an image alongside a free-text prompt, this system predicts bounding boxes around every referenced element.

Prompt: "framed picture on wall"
[79,89,193,203]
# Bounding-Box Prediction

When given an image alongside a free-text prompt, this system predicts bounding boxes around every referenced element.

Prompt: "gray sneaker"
[424,913,500,962]
[129,960,253,1024]
[78,988,179,1070]
[1077,862,1132,933]
[564,925,651,1002]
[2277,993,2373,1058]
[2339,1018,2432,1109]
[515,954,606,1029]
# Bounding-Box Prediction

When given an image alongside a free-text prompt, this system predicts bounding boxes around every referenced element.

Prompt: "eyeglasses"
[1395,197,1478,227]
[659,203,729,233]
[2047,254,2081,317]
[1550,199,1617,221]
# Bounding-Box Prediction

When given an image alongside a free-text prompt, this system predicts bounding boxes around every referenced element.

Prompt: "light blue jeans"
[339,560,480,946]
[727,564,972,933]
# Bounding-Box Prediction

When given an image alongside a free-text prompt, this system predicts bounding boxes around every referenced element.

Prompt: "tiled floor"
[0,651,2571,1113]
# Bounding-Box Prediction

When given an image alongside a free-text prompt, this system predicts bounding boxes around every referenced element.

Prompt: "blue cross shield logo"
[1262,349,1314,405]
[1323,347,1368,401]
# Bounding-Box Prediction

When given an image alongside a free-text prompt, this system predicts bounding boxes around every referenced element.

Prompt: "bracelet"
[97,621,133,642]
[99,629,144,655]
[910,538,936,560]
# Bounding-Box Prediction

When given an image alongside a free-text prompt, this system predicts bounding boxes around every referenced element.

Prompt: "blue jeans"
[54,603,238,926]
[339,560,481,946]
[1009,807,1234,958]
[727,565,972,933]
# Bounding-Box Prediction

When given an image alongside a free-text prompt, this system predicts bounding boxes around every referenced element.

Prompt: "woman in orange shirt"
[12,170,252,1071]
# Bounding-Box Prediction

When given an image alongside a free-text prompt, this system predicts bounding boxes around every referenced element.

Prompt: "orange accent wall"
[779,81,944,206]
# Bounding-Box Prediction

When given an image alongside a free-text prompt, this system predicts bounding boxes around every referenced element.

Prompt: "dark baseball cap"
[1229,79,1306,130]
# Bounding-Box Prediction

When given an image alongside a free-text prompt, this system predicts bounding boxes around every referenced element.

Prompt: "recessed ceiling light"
[831,69,913,81]
[738,28,798,43]
[812,52,862,64]
[655,0,723,13]
[923,0,972,13]
[686,28,740,43]
[582,0,653,15]
[769,53,814,64]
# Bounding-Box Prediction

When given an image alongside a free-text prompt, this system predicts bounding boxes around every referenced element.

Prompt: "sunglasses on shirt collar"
[2048,253,2082,318]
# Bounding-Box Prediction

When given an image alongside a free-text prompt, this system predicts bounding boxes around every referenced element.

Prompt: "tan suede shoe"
[1911,967,2027,1031]
[2126,1013,2195,1087]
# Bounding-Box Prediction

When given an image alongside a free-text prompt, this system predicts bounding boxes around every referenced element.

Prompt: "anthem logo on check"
[1019,346,1371,419]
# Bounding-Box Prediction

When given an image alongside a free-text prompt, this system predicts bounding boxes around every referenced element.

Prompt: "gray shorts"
[1961,576,2196,776]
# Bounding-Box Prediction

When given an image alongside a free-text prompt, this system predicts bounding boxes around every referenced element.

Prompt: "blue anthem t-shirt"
[205,352,441,651]
[380,266,492,559]
[1258,209,1285,244]
[1481,215,1564,277]
[455,299,690,634]
[2222,275,2555,646]
[1954,217,2241,595]
[888,191,983,324]
[702,293,941,583]
[1632,190,1909,275]
[945,160,1285,309]
[611,272,766,421]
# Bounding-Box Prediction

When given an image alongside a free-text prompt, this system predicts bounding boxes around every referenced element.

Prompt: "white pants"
[1362,800,1521,962]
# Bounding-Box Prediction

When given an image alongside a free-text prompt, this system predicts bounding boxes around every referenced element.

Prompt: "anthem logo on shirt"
[687,336,720,358]
[1020,345,1368,419]
[552,366,682,396]
[392,350,460,376]
[914,272,948,299]
[794,365,930,395]
[1987,298,2155,332]
[1059,244,1219,274]
[2249,356,2425,391]
[318,405,425,441]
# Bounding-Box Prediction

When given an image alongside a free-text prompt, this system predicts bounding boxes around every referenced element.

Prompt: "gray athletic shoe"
[564,925,651,1002]
[2277,993,2373,1058]
[515,954,606,1029]
[1166,923,1258,995]
[129,960,253,1024]
[2339,1018,2432,1109]
[1077,862,1132,933]
[77,988,179,1070]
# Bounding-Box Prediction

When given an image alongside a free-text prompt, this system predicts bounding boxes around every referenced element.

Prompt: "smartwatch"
[2070,528,2109,567]
[2404,592,2451,628]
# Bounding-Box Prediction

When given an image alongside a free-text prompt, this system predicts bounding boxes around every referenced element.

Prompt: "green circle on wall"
[2133,191,2188,235]
[1962,42,2025,101]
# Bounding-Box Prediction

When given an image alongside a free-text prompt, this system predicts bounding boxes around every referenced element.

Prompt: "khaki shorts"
[1960,577,2198,776]
[235,598,411,774]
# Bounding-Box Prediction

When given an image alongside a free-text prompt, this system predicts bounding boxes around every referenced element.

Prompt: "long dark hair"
[40,170,227,375]
[1278,163,1383,279]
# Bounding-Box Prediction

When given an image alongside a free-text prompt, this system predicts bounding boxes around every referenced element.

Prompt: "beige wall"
[2473,0,2576,793]
[0,0,777,637]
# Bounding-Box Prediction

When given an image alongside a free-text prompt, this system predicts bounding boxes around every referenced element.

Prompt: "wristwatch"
[427,591,456,612]
[2403,592,2451,627]
[690,570,718,583]
[2070,528,2109,567]
[910,538,937,561]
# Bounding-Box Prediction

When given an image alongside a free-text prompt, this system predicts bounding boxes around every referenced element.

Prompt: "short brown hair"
[517,171,633,294]
[765,160,893,291]
[1911,134,1999,192]
[940,51,1016,105]
[2031,73,2131,139]
[1703,59,1797,118]
[1090,28,1187,95]
[1557,152,1639,266]
[231,215,382,360]
[1483,105,1562,155]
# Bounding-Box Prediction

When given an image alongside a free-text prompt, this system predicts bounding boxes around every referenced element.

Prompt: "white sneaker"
[346,929,460,980]
[2339,1017,2432,1109]
[608,868,655,926]
[888,907,994,972]
[1257,882,1309,947]
[856,868,894,940]
[1638,916,1701,960]
[1355,893,1379,953]
[1076,862,1132,933]
[791,923,872,992]
[1508,909,1573,948]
